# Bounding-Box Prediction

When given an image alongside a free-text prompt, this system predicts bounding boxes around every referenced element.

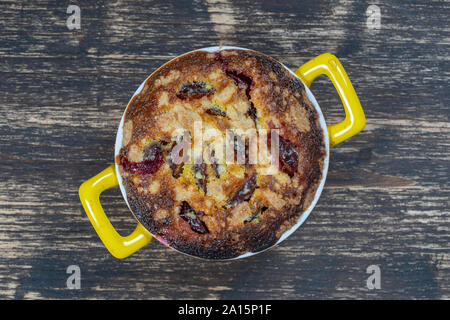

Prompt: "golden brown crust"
[116,49,325,259]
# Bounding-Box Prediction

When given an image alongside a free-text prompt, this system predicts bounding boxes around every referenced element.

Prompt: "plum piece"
[226,172,257,208]
[144,142,163,161]
[214,51,253,91]
[225,70,257,126]
[211,163,220,179]
[278,135,299,177]
[118,157,164,175]
[194,161,208,194]
[168,141,185,178]
[179,201,208,234]
[225,70,253,92]
[266,129,299,177]
[215,51,257,126]
[245,102,257,126]
[176,81,215,99]
[208,149,220,179]
[205,106,227,117]
[119,142,165,175]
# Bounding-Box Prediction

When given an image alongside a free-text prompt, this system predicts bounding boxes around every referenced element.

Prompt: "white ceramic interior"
[114,46,330,260]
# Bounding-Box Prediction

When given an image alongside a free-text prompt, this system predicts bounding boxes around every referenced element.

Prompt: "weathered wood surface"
[0,0,448,299]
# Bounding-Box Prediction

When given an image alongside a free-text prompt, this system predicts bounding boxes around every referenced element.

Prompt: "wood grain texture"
[0,0,449,299]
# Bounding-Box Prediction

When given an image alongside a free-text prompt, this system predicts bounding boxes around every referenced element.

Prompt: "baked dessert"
[116,49,326,259]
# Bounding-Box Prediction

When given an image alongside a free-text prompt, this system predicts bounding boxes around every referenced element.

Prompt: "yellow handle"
[79,164,153,259]
[295,53,366,147]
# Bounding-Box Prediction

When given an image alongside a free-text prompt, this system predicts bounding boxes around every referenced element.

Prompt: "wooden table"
[1,0,448,299]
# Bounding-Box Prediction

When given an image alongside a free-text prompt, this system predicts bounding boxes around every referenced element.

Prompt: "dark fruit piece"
[169,158,184,178]
[118,156,164,175]
[194,161,208,194]
[245,102,257,126]
[278,135,299,177]
[215,52,253,95]
[205,106,227,117]
[225,70,253,93]
[144,142,163,161]
[176,81,215,99]
[266,128,299,177]
[245,206,268,224]
[208,149,220,178]
[226,172,257,208]
[215,51,256,126]
[232,135,250,165]
[119,143,164,175]
[211,163,220,179]
[168,141,185,178]
[179,201,208,234]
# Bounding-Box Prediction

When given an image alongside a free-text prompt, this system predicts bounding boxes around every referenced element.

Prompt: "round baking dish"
[79,46,365,260]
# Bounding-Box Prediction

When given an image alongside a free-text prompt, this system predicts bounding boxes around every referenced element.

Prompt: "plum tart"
[116,49,325,259]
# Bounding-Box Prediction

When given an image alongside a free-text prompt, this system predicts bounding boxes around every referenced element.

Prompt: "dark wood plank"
[0,0,448,299]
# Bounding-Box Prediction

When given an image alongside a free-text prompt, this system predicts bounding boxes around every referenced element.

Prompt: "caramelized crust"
[117,49,325,259]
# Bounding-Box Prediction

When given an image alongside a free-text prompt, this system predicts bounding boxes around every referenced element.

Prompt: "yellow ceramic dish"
[79,47,365,259]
